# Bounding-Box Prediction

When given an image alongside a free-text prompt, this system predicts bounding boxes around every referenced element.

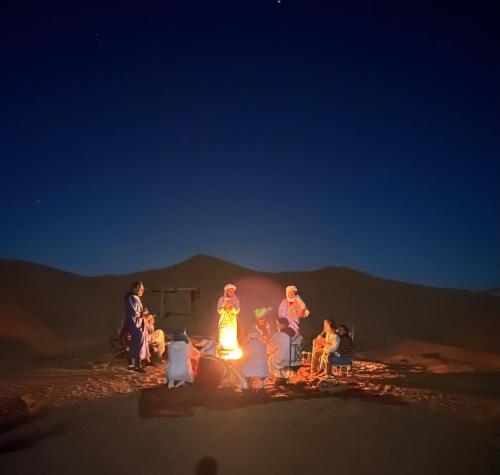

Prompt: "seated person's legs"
[310,348,325,372]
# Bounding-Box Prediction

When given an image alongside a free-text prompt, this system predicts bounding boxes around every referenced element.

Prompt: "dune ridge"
[1,255,499,360]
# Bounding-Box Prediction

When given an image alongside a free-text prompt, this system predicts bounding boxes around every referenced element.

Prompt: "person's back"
[241,335,268,379]
[166,329,196,388]
[196,355,226,390]
[166,341,190,380]
[268,331,290,367]
[337,333,353,357]
[328,324,353,366]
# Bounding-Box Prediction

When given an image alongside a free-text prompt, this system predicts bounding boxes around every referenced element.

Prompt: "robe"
[217,295,241,355]
[165,341,198,383]
[278,296,307,334]
[240,338,268,378]
[123,294,149,361]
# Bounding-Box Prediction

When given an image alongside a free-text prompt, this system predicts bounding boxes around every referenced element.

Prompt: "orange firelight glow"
[219,347,243,360]
[218,314,242,360]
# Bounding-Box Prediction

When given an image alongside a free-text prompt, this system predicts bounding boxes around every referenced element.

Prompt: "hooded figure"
[278,285,310,334]
[240,329,268,380]
[165,329,199,388]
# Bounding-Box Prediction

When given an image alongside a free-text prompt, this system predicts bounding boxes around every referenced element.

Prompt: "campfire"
[218,346,243,360]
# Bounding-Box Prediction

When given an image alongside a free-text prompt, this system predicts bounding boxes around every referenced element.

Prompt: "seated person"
[310,319,338,373]
[165,329,200,389]
[328,324,353,366]
[254,307,272,342]
[267,318,295,384]
[144,308,165,361]
[195,355,248,391]
[240,328,268,390]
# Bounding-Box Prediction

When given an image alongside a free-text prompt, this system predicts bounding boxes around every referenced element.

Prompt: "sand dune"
[1,257,498,474]
[1,255,499,362]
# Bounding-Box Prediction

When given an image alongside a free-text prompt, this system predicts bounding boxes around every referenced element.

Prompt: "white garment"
[240,338,268,378]
[325,332,340,354]
[267,331,292,377]
[278,296,307,334]
[166,341,194,383]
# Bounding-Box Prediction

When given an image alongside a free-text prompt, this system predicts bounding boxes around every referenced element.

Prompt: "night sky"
[1,1,499,290]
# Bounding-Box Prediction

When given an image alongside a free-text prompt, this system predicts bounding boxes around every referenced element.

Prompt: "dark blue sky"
[1,1,499,289]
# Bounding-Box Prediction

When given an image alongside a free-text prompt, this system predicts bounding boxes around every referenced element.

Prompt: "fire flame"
[220,347,243,360]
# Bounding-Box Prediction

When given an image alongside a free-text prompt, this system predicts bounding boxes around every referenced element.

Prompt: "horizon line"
[0,254,495,294]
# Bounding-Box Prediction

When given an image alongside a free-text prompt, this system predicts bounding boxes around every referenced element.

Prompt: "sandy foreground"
[0,389,498,475]
[0,340,499,474]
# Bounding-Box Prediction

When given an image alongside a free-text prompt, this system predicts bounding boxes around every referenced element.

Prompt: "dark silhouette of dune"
[1,255,499,362]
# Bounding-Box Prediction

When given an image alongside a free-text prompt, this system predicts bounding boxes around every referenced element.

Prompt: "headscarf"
[173,329,189,343]
[254,307,272,319]
[286,285,297,303]
[224,283,237,296]
[277,317,290,327]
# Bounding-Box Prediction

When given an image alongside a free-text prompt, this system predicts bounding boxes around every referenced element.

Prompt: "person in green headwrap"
[254,307,272,341]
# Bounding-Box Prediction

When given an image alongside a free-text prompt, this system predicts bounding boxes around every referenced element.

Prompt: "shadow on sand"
[139,381,405,419]
[195,456,218,475]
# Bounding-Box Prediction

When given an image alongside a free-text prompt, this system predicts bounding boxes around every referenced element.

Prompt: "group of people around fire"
[122,281,353,390]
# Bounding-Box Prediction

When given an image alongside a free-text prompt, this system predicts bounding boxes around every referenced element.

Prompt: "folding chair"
[277,334,306,382]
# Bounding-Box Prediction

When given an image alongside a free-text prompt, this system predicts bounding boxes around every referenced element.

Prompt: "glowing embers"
[217,311,242,360]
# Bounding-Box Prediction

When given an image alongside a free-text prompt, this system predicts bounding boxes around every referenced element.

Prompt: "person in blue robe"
[123,281,149,372]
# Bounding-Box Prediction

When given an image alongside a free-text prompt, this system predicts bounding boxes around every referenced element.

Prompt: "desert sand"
[1,343,499,474]
[0,256,499,473]
[0,377,498,474]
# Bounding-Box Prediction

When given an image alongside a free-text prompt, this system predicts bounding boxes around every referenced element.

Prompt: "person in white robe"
[165,329,199,388]
[240,329,268,389]
[278,285,310,335]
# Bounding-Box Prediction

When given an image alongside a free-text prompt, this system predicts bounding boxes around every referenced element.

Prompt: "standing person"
[217,283,241,358]
[240,328,268,390]
[123,281,149,373]
[278,285,310,335]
